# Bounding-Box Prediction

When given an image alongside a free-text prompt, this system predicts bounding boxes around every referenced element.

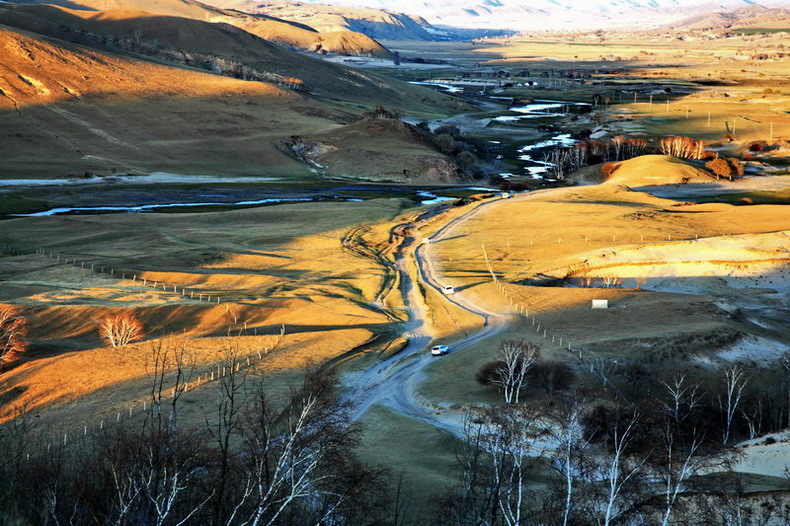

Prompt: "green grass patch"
[692,189,790,205]
[731,28,790,36]
[357,405,462,521]
[0,194,49,217]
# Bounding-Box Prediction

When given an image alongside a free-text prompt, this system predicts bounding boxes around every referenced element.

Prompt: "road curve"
[344,195,517,437]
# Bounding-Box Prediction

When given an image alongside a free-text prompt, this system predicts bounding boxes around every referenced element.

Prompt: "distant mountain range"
[664,3,790,31]
[248,0,790,32]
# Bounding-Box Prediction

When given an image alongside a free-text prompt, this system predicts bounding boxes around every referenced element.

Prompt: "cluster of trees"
[66,29,290,88]
[428,124,484,175]
[476,340,575,402]
[362,106,400,120]
[546,134,750,181]
[547,136,650,179]
[452,331,790,524]
[437,364,790,525]
[0,306,144,368]
[706,157,745,180]
[658,136,707,160]
[0,349,391,526]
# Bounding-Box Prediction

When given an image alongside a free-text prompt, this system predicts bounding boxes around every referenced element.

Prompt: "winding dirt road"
[345,196,518,437]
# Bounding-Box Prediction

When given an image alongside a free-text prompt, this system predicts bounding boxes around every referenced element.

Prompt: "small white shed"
[592,299,609,309]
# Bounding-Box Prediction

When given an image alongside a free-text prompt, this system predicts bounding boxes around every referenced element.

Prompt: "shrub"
[99,312,144,347]
[736,197,754,206]
[435,133,457,154]
[0,306,28,364]
[434,124,462,139]
[706,158,734,180]
[602,162,618,179]
[476,360,500,385]
[456,151,478,167]
[748,142,764,152]
[725,157,745,177]
[529,361,576,395]
[362,106,399,120]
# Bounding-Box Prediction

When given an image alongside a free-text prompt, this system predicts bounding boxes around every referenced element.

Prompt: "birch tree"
[662,374,704,424]
[548,396,590,526]
[491,340,539,404]
[658,423,703,526]
[601,411,648,526]
[720,366,748,445]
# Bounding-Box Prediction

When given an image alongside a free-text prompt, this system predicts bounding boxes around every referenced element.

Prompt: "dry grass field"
[0,199,413,428]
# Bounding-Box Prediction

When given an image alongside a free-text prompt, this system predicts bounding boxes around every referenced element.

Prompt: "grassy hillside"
[0,4,396,96]
[10,0,393,56]
[0,17,467,179]
[300,118,466,183]
[213,0,437,41]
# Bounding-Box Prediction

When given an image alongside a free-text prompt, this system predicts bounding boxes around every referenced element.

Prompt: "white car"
[442,285,455,295]
[431,345,449,356]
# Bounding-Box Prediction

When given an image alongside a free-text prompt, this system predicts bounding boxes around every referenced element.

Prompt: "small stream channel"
[2,87,592,218]
[1,184,497,218]
[414,80,592,181]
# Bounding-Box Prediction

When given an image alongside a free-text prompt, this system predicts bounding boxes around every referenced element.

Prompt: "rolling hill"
[665,5,790,31]
[6,0,392,56]
[209,0,439,40]
[0,18,466,179]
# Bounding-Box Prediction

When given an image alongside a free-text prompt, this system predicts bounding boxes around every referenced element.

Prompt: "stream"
[2,184,497,218]
[2,88,590,217]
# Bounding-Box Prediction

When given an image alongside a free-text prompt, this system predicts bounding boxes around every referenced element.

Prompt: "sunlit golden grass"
[0,199,416,425]
[415,181,789,403]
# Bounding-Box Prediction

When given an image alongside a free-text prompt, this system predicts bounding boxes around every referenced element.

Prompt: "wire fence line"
[0,242,231,305]
[486,250,625,397]
[6,324,286,460]
[0,239,290,456]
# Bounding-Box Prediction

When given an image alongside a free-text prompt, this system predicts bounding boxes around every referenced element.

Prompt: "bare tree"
[488,406,542,525]
[662,374,704,424]
[238,367,378,526]
[99,312,144,347]
[781,352,790,428]
[601,411,648,526]
[440,406,541,526]
[491,340,539,404]
[548,395,591,526]
[204,346,248,526]
[145,339,195,432]
[720,365,748,445]
[0,305,28,364]
[658,423,703,526]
